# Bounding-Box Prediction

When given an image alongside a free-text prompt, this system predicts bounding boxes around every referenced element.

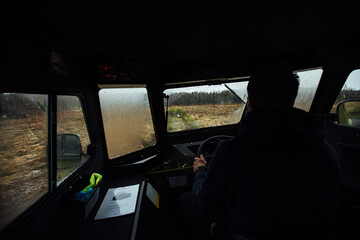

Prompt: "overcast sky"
[343,69,360,90]
[297,69,322,89]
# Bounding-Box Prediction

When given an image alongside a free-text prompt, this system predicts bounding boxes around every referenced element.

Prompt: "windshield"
[99,87,156,159]
[164,81,248,132]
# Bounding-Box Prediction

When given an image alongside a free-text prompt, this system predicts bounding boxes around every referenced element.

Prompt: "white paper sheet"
[94,184,140,220]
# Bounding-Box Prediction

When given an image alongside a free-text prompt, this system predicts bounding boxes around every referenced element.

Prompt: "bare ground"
[168,104,244,131]
[0,105,239,229]
[0,109,90,230]
[0,116,48,229]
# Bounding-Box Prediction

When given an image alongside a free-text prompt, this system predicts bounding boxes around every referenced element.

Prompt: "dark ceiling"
[4,1,360,84]
[45,2,358,59]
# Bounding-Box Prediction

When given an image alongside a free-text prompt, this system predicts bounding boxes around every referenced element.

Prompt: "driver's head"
[247,63,299,112]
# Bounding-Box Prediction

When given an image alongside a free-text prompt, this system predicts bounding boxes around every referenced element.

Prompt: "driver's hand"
[193,154,207,172]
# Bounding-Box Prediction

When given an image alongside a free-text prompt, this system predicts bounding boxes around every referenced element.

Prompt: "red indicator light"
[98,63,117,82]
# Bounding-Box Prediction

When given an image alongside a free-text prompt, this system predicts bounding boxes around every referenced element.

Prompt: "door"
[326,69,360,239]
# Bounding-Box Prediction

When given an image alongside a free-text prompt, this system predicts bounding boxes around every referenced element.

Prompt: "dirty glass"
[164,81,248,132]
[0,93,48,231]
[294,69,323,111]
[337,101,360,128]
[57,96,90,185]
[331,69,360,113]
[99,87,156,159]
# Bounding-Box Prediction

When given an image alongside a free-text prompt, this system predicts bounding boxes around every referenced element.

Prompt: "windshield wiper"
[224,84,245,104]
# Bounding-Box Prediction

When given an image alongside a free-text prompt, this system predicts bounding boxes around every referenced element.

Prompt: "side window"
[332,69,360,112]
[164,81,248,132]
[0,93,91,230]
[57,96,90,185]
[332,69,360,128]
[294,69,323,112]
[0,93,48,230]
[99,87,156,159]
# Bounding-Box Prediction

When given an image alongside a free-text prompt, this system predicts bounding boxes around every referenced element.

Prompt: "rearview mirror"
[337,100,360,128]
[57,134,82,169]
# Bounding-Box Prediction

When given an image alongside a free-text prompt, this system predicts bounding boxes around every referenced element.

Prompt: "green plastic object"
[82,173,102,192]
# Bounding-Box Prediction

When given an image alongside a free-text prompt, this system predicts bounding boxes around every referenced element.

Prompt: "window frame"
[331,69,360,111]
[50,93,94,189]
[163,77,250,135]
[162,68,324,134]
[55,94,93,186]
[0,91,94,231]
[326,68,360,128]
[293,67,324,112]
[98,85,159,166]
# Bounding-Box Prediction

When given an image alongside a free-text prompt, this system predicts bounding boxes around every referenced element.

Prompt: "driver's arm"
[192,141,232,212]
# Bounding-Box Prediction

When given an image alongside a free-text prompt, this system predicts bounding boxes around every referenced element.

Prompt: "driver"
[181,64,341,240]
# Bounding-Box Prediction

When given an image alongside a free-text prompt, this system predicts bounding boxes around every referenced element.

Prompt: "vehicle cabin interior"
[2,1,360,240]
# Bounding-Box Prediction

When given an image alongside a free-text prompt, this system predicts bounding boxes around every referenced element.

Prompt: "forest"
[167,88,360,108]
[0,94,82,119]
[336,89,360,103]
[167,90,243,106]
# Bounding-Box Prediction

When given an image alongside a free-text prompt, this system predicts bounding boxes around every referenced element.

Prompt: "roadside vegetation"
[0,94,89,230]
[167,104,244,132]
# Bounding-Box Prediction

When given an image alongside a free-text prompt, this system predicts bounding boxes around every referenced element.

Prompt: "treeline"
[0,94,81,119]
[0,94,47,118]
[168,91,243,106]
[337,89,360,102]
[57,96,81,110]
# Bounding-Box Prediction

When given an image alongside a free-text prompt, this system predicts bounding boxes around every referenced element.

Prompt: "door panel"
[326,120,360,238]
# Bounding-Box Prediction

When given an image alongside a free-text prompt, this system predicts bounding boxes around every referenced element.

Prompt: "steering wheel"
[197,135,232,160]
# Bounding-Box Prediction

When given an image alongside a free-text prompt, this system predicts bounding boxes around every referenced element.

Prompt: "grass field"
[0,115,48,230]
[0,104,242,229]
[337,101,360,127]
[167,104,245,132]
[0,109,89,230]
